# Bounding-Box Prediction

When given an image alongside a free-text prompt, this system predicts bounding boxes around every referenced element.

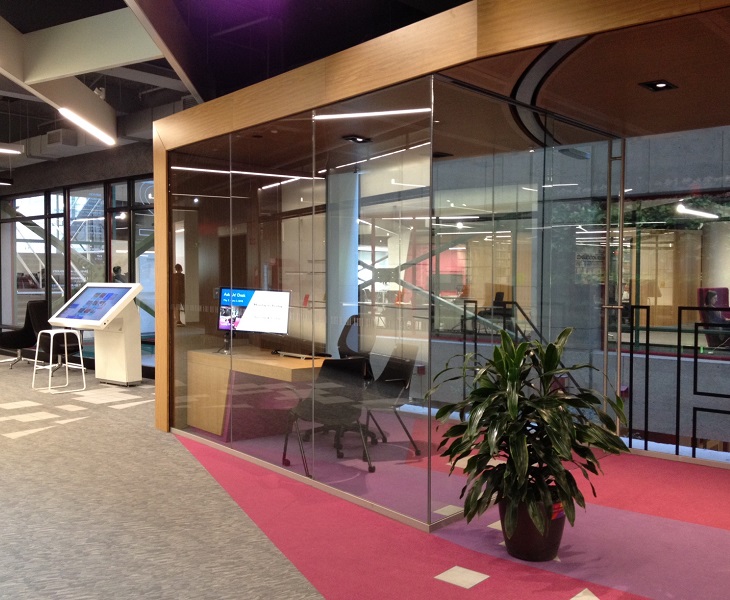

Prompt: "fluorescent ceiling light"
[390,179,424,188]
[0,177,13,186]
[335,160,367,169]
[59,108,116,146]
[261,178,301,190]
[676,203,718,219]
[313,108,431,120]
[439,216,479,220]
[171,166,321,180]
[0,142,24,155]
[369,149,405,161]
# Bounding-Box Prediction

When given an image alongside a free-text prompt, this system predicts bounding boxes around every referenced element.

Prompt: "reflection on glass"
[134,211,155,336]
[111,181,128,207]
[69,185,105,293]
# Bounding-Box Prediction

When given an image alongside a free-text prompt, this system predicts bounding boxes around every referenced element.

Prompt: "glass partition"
[167,73,628,526]
[166,65,730,527]
[69,184,105,293]
[0,196,47,325]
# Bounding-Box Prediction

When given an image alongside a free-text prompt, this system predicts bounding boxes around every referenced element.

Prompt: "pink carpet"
[574,453,730,530]
[178,435,648,599]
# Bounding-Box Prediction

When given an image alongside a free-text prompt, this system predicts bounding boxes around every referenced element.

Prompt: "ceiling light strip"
[313,108,431,120]
[59,108,116,146]
[0,142,24,155]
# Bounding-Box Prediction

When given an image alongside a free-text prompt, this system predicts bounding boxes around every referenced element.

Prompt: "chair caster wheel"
[368,465,376,473]
[337,450,344,458]
[282,458,291,466]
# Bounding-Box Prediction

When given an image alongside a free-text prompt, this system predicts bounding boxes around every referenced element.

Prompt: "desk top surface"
[188,347,324,382]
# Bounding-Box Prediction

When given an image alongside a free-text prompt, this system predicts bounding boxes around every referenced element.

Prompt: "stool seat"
[32,329,86,393]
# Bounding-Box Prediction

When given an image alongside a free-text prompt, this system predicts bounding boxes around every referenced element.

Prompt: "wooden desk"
[187,348,323,437]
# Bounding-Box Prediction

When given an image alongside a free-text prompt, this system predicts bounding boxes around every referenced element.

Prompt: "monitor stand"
[217,331,232,354]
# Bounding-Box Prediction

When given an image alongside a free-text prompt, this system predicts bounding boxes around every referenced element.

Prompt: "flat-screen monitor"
[49,282,143,330]
[218,287,290,335]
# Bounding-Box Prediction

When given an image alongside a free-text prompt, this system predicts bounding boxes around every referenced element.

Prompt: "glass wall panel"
[619,128,730,457]
[49,191,66,313]
[69,185,105,293]
[110,181,128,207]
[428,77,619,525]
[110,209,130,282]
[0,196,46,326]
[134,179,155,207]
[168,111,319,456]
[311,78,432,520]
[168,80,436,523]
[133,210,155,340]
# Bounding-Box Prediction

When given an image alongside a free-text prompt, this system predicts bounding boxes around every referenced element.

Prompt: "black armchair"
[0,300,48,368]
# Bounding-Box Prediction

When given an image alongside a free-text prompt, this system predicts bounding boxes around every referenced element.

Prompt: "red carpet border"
[178,435,648,600]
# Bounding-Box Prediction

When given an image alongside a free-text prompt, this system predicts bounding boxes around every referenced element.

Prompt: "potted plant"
[431,328,628,561]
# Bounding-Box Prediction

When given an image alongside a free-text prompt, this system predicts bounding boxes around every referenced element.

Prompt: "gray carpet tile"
[0,362,323,600]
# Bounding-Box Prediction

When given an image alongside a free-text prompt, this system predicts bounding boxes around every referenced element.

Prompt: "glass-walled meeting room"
[166,53,730,526]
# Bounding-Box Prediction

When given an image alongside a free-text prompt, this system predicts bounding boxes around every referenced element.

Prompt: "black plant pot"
[498,500,566,561]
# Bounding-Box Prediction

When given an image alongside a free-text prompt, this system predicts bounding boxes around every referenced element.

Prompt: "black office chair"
[282,357,376,476]
[336,315,374,379]
[361,346,421,456]
[477,292,515,334]
[0,300,48,368]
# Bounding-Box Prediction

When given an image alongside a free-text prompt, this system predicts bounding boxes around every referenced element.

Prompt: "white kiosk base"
[94,302,142,386]
[48,283,144,388]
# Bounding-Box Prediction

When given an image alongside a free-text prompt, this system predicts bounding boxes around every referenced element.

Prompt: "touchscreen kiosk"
[50,283,142,330]
[50,282,143,386]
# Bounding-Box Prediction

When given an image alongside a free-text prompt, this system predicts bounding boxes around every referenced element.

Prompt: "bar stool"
[32,329,86,393]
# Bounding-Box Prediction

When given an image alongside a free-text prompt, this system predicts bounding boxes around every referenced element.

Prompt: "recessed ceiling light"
[639,79,677,92]
[342,134,371,143]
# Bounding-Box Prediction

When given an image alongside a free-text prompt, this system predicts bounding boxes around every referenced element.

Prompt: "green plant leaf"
[427,325,628,535]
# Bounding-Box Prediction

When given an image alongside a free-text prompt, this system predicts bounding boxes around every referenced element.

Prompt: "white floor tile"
[56,405,88,412]
[0,401,42,409]
[0,411,59,422]
[109,400,155,409]
[434,565,489,589]
[433,504,462,517]
[77,395,142,404]
[571,589,600,600]
[3,426,56,438]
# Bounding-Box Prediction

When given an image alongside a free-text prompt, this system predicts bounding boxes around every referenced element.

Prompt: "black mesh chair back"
[0,300,48,367]
[362,344,421,456]
[336,315,374,379]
